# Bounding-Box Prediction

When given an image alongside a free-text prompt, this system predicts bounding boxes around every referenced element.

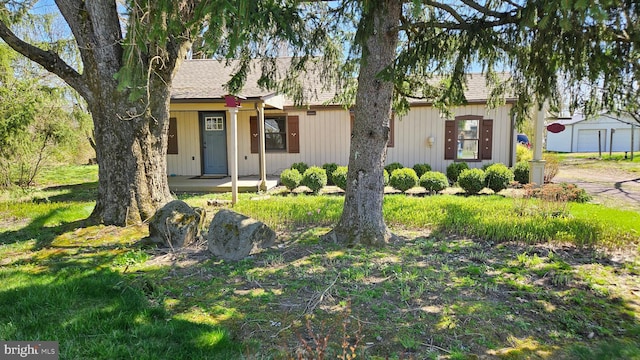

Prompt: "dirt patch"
[552,158,640,212]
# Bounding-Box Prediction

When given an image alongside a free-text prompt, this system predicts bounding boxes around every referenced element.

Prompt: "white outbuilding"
[546,113,640,153]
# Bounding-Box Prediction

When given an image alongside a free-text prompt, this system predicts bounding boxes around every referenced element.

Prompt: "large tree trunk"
[0,0,187,226]
[89,77,174,225]
[323,0,401,246]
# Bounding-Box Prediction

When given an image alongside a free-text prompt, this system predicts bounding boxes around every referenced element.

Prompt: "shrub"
[383,169,389,186]
[516,144,533,162]
[332,166,349,191]
[543,153,560,183]
[484,163,515,193]
[513,161,529,184]
[301,166,327,194]
[291,162,309,175]
[389,168,419,192]
[419,171,449,194]
[384,162,404,175]
[280,168,302,191]
[446,162,469,184]
[412,163,432,178]
[458,168,485,195]
[525,182,591,203]
[322,163,339,185]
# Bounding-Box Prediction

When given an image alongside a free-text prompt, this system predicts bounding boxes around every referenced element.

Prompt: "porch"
[168,175,279,193]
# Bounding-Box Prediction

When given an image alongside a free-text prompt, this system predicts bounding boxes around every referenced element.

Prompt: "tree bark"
[0,0,190,225]
[323,0,401,246]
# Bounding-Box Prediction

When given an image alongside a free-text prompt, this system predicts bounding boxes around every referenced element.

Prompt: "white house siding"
[388,104,514,172]
[168,102,514,176]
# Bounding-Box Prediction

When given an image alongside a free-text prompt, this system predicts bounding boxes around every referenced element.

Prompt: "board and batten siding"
[387,104,514,172]
[167,102,514,177]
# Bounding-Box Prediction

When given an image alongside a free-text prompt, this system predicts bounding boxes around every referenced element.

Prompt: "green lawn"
[1,164,639,359]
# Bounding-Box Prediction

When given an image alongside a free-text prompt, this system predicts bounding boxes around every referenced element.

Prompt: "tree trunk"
[323,0,401,246]
[89,76,174,226]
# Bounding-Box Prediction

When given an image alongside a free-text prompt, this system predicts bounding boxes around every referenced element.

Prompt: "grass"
[1,163,639,359]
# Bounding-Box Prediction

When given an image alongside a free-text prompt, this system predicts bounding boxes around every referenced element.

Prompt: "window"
[445,115,493,161]
[205,116,224,131]
[250,115,300,153]
[264,116,287,151]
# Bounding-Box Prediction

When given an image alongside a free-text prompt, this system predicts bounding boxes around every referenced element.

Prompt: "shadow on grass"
[0,216,94,249]
[0,257,242,359]
[34,181,98,203]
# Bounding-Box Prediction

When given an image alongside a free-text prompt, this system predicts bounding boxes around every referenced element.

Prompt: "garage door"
[577,129,607,152]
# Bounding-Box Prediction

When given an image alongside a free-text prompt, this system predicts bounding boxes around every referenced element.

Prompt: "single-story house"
[168,59,519,179]
[546,113,640,153]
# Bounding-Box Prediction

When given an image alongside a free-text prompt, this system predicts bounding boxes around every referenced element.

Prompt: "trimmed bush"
[280,168,302,191]
[389,168,419,193]
[412,163,432,178]
[301,166,327,194]
[446,162,469,184]
[484,163,515,193]
[291,162,309,175]
[384,162,404,175]
[332,166,349,191]
[419,171,449,194]
[513,161,529,184]
[383,169,389,186]
[458,168,485,195]
[322,163,339,185]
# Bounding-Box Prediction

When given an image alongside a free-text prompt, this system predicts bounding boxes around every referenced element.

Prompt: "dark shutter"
[444,120,456,160]
[167,117,178,154]
[481,119,493,160]
[250,116,259,154]
[287,115,300,153]
[387,114,395,148]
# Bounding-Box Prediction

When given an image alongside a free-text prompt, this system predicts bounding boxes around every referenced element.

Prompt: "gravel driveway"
[552,157,640,212]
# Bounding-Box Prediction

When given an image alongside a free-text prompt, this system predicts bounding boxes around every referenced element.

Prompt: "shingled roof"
[171,59,512,106]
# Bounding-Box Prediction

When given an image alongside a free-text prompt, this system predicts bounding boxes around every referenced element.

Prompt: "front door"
[200,112,228,175]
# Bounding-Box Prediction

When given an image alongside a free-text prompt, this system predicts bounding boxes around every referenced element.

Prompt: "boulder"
[148,200,205,248]
[207,209,275,261]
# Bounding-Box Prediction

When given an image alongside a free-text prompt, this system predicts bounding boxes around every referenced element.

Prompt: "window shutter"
[250,116,259,154]
[287,115,300,153]
[387,114,395,148]
[167,117,178,154]
[444,120,456,160]
[481,119,493,160]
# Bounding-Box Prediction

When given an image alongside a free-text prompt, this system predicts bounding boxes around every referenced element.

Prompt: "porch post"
[256,102,268,191]
[529,101,546,186]
[225,95,241,204]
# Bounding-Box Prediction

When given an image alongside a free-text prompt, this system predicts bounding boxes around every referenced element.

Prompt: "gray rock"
[148,200,205,248]
[207,209,275,261]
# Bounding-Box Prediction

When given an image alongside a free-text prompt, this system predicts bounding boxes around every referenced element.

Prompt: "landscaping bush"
[383,169,389,186]
[412,163,432,178]
[291,162,309,175]
[446,162,469,184]
[332,166,348,191]
[543,153,560,183]
[516,144,533,162]
[419,171,449,194]
[524,182,591,203]
[484,163,514,193]
[322,163,339,185]
[280,168,302,191]
[301,166,327,194]
[384,162,404,175]
[389,168,419,192]
[513,161,529,185]
[458,168,485,195]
